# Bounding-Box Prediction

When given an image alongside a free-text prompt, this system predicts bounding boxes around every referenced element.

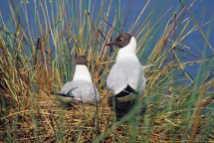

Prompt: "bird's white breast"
[72,65,92,82]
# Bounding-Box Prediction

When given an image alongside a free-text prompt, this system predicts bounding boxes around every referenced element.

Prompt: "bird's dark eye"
[117,37,123,42]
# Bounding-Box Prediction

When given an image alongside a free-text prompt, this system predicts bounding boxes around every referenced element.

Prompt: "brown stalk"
[189,85,214,143]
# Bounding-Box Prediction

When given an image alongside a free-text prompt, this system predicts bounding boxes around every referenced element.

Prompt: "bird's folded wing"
[128,65,146,91]
[51,92,74,97]
[107,61,146,94]
[70,81,100,104]
[60,81,75,94]
[107,64,128,94]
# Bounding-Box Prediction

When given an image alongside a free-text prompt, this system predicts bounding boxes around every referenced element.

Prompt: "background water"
[1,0,213,48]
[0,0,213,77]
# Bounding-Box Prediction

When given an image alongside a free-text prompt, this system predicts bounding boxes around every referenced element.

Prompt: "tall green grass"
[0,0,213,142]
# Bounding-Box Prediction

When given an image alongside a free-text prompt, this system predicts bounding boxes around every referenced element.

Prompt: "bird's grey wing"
[83,85,100,104]
[89,85,100,101]
[107,64,128,94]
[71,81,100,104]
[54,81,76,104]
[127,63,146,92]
[60,81,76,95]
[109,60,146,91]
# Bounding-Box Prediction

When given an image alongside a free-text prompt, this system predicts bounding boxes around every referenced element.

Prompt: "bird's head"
[106,32,133,48]
[75,55,87,65]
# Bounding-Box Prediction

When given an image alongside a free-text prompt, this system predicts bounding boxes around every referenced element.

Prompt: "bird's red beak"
[105,41,116,47]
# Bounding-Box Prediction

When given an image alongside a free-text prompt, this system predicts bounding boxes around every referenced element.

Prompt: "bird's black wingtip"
[51,92,74,98]
[107,95,147,120]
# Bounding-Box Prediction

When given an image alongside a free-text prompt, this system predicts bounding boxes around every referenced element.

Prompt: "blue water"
[0,0,213,78]
[1,0,213,42]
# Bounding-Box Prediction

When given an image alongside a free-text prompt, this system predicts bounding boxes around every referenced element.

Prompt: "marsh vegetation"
[0,0,213,142]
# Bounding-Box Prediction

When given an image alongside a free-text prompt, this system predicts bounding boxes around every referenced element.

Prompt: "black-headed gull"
[106,33,146,119]
[54,55,100,105]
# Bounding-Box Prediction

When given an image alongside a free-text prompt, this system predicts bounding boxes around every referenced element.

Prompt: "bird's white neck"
[116,37,137,61]
[73,65,92,82]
